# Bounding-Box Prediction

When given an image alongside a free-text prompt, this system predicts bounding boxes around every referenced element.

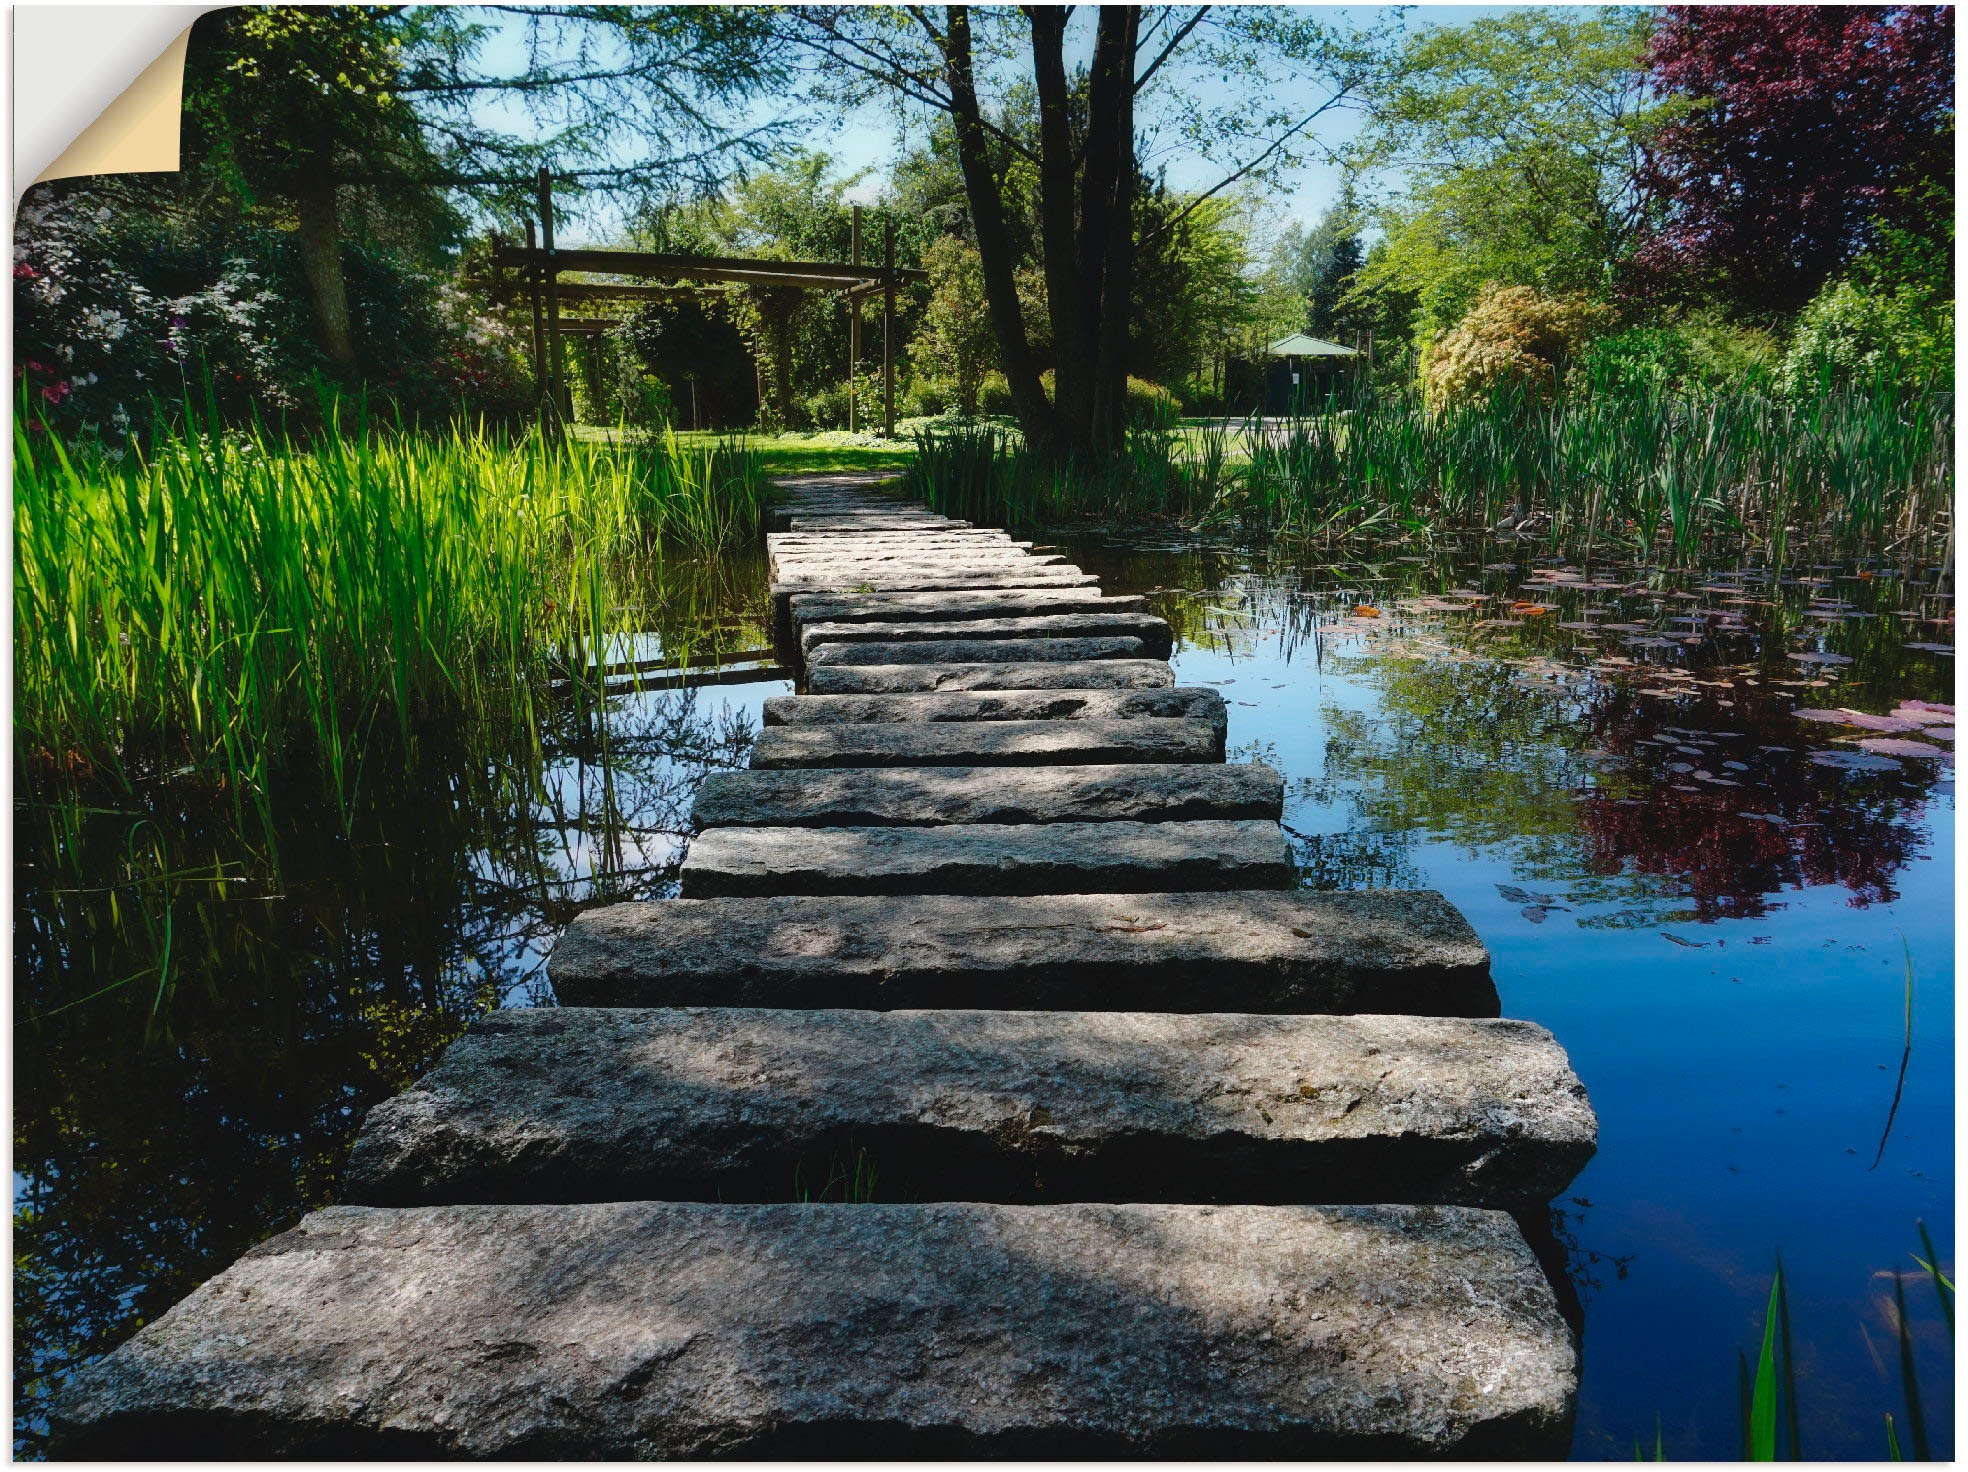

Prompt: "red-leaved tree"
[1633,5,1953,316]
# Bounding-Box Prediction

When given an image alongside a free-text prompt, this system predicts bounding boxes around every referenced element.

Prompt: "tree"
[790,6,1395,460]
[1348,7,1662,347]
[180,6,792,374]
[1284,194,1364,339]
[183,8,444,369]
[917,236,996,413]
[1634,5,1954,316]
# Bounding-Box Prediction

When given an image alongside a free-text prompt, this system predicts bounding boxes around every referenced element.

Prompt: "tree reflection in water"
[12,685,763,1454]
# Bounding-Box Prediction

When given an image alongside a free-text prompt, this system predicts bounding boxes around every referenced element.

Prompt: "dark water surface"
[14,532,1954,1458]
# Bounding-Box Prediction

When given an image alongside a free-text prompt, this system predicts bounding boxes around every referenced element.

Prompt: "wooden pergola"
[490,170,927,435]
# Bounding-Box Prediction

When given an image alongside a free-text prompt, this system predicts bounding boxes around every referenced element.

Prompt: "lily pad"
[1788,651,1854,665]
[1808,750,1903,772]
[1904,642,1955,655]
[1856,738,1945,758]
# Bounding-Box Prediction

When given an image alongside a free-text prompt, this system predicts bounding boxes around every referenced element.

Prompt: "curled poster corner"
[18,7,210,189]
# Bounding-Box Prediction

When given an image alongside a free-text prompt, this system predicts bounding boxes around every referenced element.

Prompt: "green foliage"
[1126,377,1182,430]
[1350,7,1665,345]
[13,392,764,815]
[1129,190,1269,391]
[978,371,1016,417]
[1778,278,1954,395]
[1577,313,1782,397]
[915,235,996,415]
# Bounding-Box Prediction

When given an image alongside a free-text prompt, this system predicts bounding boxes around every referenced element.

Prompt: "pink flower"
[40,380,70,405]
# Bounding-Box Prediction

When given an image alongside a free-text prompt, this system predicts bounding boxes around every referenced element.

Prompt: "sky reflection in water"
[1058,530,1953,1461]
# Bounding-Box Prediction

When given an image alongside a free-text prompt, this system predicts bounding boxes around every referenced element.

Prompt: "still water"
[14,533,1954,1458]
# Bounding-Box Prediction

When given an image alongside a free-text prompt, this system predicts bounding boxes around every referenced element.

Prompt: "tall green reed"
[907,377,1951,566]
[14,394,765,825]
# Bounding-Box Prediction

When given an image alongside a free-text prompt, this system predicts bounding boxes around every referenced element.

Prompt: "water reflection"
[13,523,1952,1460]
[1057,528,1953,1461]
[13,676,780,1455]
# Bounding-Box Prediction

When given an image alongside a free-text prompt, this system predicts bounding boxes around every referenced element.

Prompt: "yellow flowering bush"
[1420,285,1611,409]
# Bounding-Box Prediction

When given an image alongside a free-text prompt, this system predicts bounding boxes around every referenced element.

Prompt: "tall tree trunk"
[295,171,358,372]
[942,6,1054,444]
[1083,7,1140,453]
[1028,7,1085,446]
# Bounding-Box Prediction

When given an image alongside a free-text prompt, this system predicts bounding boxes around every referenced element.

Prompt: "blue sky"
[464,5,1516,247]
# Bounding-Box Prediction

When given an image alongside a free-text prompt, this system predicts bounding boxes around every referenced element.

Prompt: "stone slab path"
[50,473,1596,1459]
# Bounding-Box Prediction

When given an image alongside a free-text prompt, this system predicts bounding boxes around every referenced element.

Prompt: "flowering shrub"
[14,183,533,441]
[1420,285,1611,409]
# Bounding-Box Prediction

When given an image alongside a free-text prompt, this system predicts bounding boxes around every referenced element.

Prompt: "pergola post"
[536,168,569,429]
[524,219,546,402]
[848,206,862,433]
[881,218,895,440]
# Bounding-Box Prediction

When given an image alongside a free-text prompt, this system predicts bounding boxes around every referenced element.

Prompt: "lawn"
[573,424,918,479]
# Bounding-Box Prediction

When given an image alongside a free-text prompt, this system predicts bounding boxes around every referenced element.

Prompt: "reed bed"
[14,402,766,817]
[907,378,1953,564]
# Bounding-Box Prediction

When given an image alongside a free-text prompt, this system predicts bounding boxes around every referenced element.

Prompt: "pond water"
[13,531,1954,1458]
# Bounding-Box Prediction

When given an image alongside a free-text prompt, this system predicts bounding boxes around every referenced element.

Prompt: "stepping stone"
[48,1201,1575,1459]
[770,574,1105,652]
[678,819,1294,897]
[771,537,1025,554]
[806,636,1148,667]
[343,1006,1596,1211]
[788,524,981,535]
[771,553,1067,577]
[551,889,1495,1015]
[694,761,1279,827]
[762,686,1220,726]
[800,613,1174,661]
[788,589,1146,626]
[772,570,1100,596]
[774,560,1073,586]
[770,536,1035,550]
[808,659,1174,693]
[748,716,1223,769]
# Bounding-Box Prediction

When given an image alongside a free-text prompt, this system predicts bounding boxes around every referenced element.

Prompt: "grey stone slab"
[48,1200,1575,1459]
[771,553,1065,578]
[549,889,1496,1016]
[762,686,1219,726]
[772,559,1071,586]
[807,659,1174,693]
[748,717,1222,770]
[783,523,968,535]
[693,761,1278,828]
[678,819,1293,897]
[788,589,1144,626]
[806,636,1147,667]
[772,571,1098,596]
[770,535,1022,553]
[801,613,1173,661]
[343,1007,1596,1211]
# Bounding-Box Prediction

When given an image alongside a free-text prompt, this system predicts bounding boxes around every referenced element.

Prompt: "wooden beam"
[490,244,925,289]
[553,282,710,305]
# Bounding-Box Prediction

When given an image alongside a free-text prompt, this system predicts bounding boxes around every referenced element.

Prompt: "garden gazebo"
[1264,332,1359,415]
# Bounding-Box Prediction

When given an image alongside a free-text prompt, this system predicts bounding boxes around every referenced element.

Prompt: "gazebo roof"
[1267,332,1359,358]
